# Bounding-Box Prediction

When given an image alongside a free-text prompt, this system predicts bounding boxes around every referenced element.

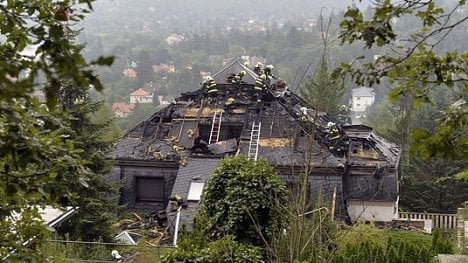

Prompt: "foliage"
[431,228,455,255]
[55,79,121,242]
[400,172,468,213]
[39,240,109,263]
[198,156,289,246]
[336,0,468,159]
[270,192,337,263]
[91,103,121,142]
[411,97,467,161]
[333,224,451,263]
[300,56,346,115]
[364,88,468,213]
[40,239,169,263]
[161,235,264,263]
[0,0,112,260]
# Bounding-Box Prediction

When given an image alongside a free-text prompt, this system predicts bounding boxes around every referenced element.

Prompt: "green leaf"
[49,172,58,179]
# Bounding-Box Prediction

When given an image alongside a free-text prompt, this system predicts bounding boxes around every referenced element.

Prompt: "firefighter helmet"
[239,70,246,77]
[266,64,274,70]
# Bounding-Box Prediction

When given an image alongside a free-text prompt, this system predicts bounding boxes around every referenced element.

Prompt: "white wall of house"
[352,95,375,112]
[157,95,170,106]
[351,87,375,115]
[114,108,124,118]
[347,200,398,222]
[130,95,153,104]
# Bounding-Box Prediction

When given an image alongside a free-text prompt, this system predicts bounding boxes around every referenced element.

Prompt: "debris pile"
[115,212,171,246]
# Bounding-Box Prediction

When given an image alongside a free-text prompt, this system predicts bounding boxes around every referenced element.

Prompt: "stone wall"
[457,207,468,251]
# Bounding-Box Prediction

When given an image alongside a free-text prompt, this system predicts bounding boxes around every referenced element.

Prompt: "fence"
[399,212,457,229]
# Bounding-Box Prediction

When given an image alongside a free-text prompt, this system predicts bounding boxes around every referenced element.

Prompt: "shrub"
[161,235,264,263]
[198,156,289,246]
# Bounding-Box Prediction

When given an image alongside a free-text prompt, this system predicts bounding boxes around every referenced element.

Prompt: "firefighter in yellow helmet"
[338,104,351,124]
[254,62,263,75]
[254,73,267,102]
[233,70,246,84]
[203,76,218,97]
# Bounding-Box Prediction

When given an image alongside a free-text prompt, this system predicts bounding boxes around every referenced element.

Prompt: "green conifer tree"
[56,79,121,242]
[300,56,346,116]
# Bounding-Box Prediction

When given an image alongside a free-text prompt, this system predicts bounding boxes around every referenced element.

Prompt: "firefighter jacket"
[255,74,267,91]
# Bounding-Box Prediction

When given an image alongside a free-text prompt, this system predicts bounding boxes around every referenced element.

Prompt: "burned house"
[110,60,400,228]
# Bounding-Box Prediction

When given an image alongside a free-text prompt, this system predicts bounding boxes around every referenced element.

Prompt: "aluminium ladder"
[248,121,261,161]
[209,111,223,144]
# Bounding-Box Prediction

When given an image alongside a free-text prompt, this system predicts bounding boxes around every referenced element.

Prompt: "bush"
[333,224,454,263]
[161,235,264,263]
[198,156,289,246]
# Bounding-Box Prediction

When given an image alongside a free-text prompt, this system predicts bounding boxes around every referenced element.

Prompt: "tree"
[91,103,121,143]
[300,57,346,115]
[198,156,289,247]
[0,0,112,260]
[137,49,155,87]
[300,13,346,116]
[55,79,121,242]
[336,0,467,161]
[364,87,468,213]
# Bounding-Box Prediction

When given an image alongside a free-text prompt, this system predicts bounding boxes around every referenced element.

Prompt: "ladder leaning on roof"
[209,111,223,144]
[248,121,261,161]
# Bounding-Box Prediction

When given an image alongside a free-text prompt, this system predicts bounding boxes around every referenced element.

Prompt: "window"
[357,104,361,107]
[135,177,165,203]
[187,182,205,201]
[356,97,361,100]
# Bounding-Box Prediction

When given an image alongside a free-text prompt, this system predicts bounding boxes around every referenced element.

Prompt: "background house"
[130,88,153,104]
[122,68,138,78]
[351,87,375,118]
[112,102,135,117]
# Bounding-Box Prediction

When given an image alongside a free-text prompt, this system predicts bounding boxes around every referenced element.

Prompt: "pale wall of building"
[352,95,375,112]
[347,200,398,222]
[130,95,153,104]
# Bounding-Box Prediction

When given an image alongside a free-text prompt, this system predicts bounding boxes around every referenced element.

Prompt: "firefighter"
[264,64,276,86]
[233,70,246,84]
[264,64,275,79]
[338,104,350,124]
[191,136,210,153]
[254,73,267,102]
[299,107,309,122]
[326,122,341,150]
[253,62,263,75]
[203,76,218,97]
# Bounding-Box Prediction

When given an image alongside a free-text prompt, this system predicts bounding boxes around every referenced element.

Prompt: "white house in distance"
[351,87,375,118]
[130,88,153,104]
